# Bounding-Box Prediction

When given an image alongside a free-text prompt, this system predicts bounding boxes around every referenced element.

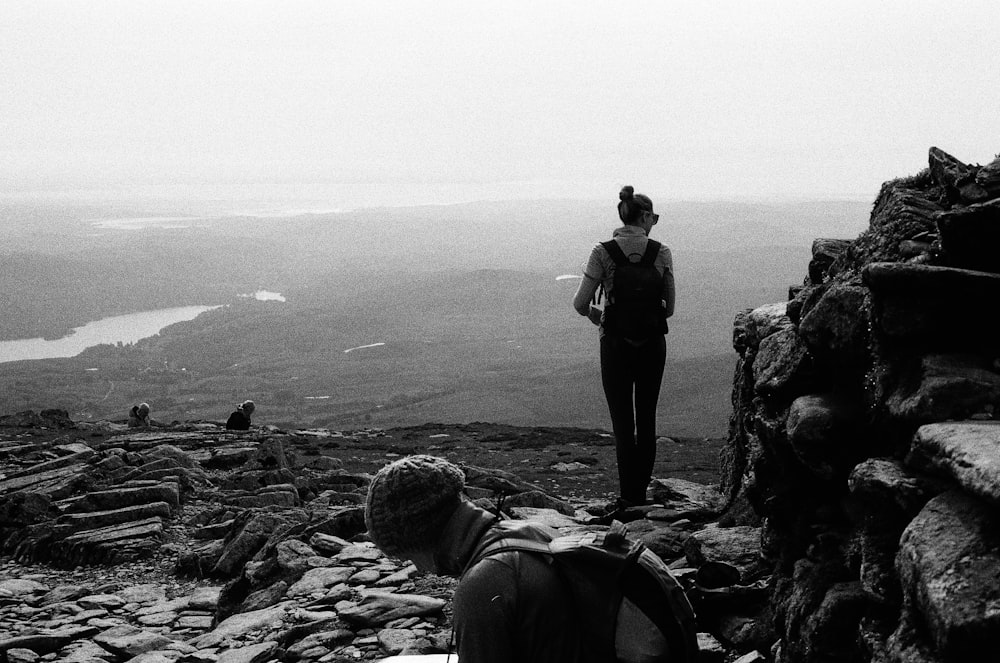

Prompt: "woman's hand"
[588,305,603,326]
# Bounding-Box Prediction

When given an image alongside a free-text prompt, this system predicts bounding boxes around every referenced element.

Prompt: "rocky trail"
[0,409,762,663]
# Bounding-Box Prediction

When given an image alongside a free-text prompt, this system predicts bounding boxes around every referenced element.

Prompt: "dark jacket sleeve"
[225,411,250,430]
[454,557,518,663]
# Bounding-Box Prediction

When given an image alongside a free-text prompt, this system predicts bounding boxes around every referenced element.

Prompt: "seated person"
[128,402,152,428]
[226,400,255,430]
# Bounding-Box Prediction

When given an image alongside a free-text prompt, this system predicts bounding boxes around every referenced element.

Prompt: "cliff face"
[721,147,1000,663]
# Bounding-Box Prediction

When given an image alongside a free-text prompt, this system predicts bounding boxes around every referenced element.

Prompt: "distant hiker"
[226,400,255,430]
[128,402,151,428]
[364,455,588,663]
[572,185,675,510]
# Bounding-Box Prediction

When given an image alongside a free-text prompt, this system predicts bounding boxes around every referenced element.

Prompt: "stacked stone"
[721,147,1000,663]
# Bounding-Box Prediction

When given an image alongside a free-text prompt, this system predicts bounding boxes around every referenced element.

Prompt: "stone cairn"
[721,147,1000,663]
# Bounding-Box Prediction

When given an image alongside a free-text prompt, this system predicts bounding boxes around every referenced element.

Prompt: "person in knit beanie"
[364,455,586,662]
[364,454,466,556]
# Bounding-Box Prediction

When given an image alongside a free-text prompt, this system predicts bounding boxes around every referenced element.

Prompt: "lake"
[0,305,220,363]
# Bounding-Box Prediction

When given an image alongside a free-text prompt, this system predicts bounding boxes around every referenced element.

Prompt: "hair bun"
[619,185,634,201]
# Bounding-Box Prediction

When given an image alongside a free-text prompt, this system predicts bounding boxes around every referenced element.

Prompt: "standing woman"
[573,185,675,509]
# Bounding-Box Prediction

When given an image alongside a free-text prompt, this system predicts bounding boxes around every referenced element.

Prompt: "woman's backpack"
[467,520,699,663]
[601,239,669,339]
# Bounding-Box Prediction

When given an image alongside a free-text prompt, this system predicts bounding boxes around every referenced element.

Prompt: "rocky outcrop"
[0,413,773,661]
[722,147,1000,663]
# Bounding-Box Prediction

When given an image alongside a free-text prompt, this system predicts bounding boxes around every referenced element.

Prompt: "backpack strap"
[601,240,628,266]
[465,537,553,574]
[641,239,661,266]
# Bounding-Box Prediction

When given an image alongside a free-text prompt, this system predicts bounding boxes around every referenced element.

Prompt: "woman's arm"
[572,274,600,316]
[573,245,605,317]
[662,247,676,317]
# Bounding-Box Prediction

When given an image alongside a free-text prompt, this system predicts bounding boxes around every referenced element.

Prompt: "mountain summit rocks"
[722,147,1000,663]
[0,418,754,661]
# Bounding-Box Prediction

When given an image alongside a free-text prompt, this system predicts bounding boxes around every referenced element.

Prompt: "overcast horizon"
[3,1,1000,209]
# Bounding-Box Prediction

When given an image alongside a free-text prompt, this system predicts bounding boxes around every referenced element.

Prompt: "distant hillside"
[0,197,869,436]
[0,198,869,340]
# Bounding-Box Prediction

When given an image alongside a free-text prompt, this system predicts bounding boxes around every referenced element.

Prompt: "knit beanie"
[364,455,465,556]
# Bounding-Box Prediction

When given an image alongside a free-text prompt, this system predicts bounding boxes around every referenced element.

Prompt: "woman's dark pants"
[600,334,666,505]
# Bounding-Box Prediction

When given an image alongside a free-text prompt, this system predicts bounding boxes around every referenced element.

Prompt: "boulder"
[0,578,50,598]
[884,354,1000,425]
[862,184,943,263]
[64,484,180,513]
[797,581,871,663]
[0,627,97,657]
[684,524,764,579]
[38,584,90,605]
[338,590,447,627]
[907,421,1000,507]
[808,238,852,284]
[0,491,57,526]
[772,559,864,663]
[797,284,870,364]
[285,566,356,598]
[785,394,864,481]
[284,629,353,658]
[928,146,990,203]
[625,519,691,561]
[240,580,289,612]
[309,532,350,555]
[216,641,280,663]
[55,501,172,532]
[212,513,289,577]
[786,285,827,327]
[847,458,949,524]
[975,154,1000,196]
[252,438,295,470]
[276,538,319,573]
[935,197,1000,273]
[58,640,118,662]
[118,584,167,604]
[188,602,293,649]
[0,409,75,429]
[896,491,1000,661]
[506,506,583,530]
[752,329,816,400]
[503,490,576,516]
[92,624,173,658]
[741,303,794,353]
[378,628,421,655]
[863,262,1000,350]
[648,477,726,521]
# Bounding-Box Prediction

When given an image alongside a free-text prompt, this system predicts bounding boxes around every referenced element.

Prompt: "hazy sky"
[2,0,999,204]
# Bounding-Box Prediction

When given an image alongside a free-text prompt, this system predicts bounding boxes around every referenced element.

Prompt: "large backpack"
[466,520,699,663]
[601,239,668,339]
